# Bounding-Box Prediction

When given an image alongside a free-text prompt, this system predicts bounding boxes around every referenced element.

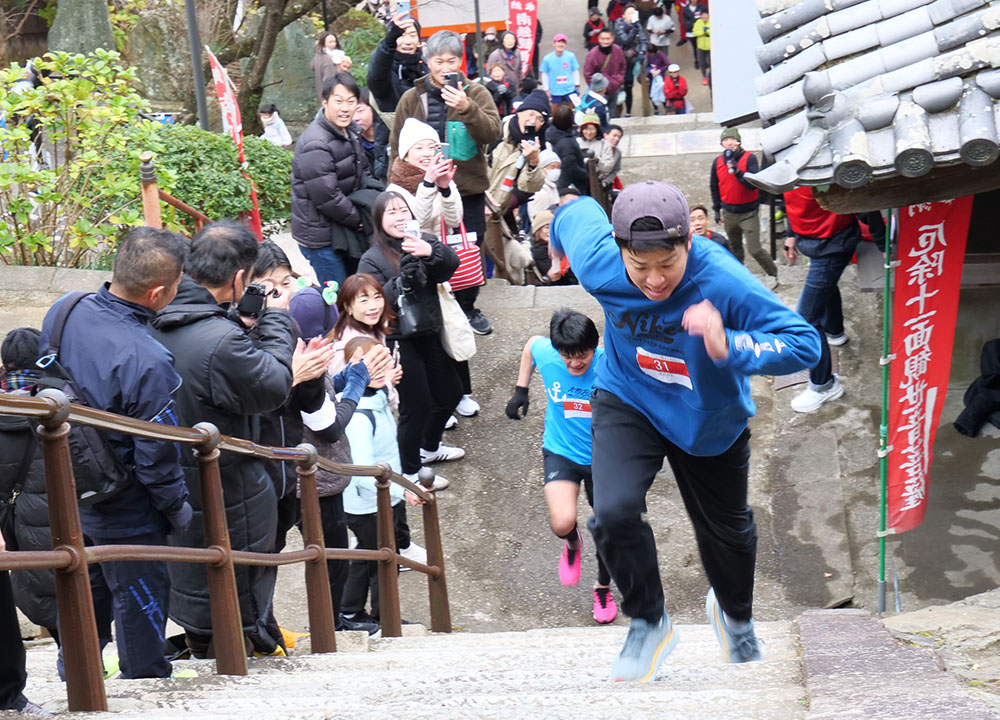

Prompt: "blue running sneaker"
[706,587,763,663]
[611,609,678,682]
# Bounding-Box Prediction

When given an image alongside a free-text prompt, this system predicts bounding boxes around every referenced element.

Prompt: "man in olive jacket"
[390,29,502,335]
[150,220,295,657]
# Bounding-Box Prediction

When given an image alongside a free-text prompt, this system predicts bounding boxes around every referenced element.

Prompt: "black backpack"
[33,292,134,506]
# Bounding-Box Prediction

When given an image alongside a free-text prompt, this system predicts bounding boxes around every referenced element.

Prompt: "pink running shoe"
[558,531,583,586]
[593,587,619,624]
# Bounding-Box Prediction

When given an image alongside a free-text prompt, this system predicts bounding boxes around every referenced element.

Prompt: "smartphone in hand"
[444,72,459,89]
[397,0,411,17]
[439,142,450,160]
[403,219,421,237]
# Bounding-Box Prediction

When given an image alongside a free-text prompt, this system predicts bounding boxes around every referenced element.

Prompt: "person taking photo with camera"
[151,220,295,659]
[390,30,502,336]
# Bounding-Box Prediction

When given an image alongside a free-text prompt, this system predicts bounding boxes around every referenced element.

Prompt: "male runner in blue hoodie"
[550,181,821,682]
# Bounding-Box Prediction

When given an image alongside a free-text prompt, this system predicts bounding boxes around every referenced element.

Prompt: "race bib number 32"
[636,347,692,389]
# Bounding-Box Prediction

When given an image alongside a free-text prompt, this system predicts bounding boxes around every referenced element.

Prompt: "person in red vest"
[709,127,776,278]
[782,186,883,412]
[584,7,607,49]
[663,63,688,114]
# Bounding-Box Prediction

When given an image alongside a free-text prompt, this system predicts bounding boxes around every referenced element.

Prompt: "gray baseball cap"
[611,180,689,244]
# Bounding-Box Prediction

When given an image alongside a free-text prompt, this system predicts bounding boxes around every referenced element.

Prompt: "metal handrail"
[0,389,451,712]
[139,151,211,232]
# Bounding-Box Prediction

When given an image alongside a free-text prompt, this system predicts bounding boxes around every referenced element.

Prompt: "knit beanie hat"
[580,113,602,128]
[720,127,742,143]
[538,149,560,168]
[1,327,40,371]
[590,73,609,92]
[516,89,551,117]
[397,117,440,162]
[531,209,554,232]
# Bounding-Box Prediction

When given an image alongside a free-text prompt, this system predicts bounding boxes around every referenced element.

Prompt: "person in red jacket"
[584,28,627,108]
[584,7,607,49]
[782,186,874,413]
[663,63,687,114]
[709,127,776,278]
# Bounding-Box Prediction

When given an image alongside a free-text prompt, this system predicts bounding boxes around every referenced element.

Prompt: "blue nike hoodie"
[550,196,821,456]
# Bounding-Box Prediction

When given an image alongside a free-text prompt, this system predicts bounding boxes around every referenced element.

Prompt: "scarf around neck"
[389,157,426,195]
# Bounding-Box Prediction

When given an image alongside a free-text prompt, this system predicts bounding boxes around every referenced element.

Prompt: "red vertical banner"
[508,0,538,77]
[887,197,973,533]
[205,47,264,241]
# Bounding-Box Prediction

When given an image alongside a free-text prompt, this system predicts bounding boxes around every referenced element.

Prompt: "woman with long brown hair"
[357,191,464,489]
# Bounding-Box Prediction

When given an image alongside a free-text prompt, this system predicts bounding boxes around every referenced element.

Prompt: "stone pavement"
[19,606,1000,718]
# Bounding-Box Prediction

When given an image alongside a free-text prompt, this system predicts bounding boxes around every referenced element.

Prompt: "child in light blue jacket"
[338,336,425,626]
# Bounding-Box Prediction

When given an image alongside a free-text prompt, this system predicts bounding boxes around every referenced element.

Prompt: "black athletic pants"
[587,389,757,624]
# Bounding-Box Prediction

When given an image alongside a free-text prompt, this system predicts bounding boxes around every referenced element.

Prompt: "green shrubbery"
[330,9,386,88]
[0,50,292,268]
[0,50,156,267]
[149,125,291,236]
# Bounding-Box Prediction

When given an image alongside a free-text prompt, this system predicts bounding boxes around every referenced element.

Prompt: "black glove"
[714,210,721,224]
[505,386,529,419]
[386,19,404,44]
[400,254,427,290]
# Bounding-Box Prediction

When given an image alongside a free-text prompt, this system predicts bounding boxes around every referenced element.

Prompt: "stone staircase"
[21,611,999,719]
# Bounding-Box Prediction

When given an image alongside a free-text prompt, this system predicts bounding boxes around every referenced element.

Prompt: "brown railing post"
[193,422,248,676]
[34,389,107,712]
[375,464,402,638]
[139,152,162,229]
[295,444,337,653]
[418,468,451,634]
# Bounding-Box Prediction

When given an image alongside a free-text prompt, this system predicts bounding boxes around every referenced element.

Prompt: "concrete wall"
[0,266,111,338]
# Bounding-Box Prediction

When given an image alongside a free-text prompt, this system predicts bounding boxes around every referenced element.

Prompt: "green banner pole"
[878,209,896,614]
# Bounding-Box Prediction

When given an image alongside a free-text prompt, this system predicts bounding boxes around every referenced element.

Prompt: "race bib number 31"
[636,347,692,389]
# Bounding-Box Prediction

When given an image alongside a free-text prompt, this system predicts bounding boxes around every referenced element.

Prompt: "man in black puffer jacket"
[150,221,294,658]
[291,73,375,287]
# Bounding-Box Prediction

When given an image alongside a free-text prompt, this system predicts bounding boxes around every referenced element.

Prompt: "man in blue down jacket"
[150,220,295,657]
[39,227,193,679]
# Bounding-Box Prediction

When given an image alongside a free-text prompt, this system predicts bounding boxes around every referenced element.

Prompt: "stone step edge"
[796,609,1000,720]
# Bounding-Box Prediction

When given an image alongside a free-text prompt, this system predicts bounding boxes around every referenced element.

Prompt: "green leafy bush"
[148,124,291,237]
[0,50,156,267]
[331,9,386,88]
[243,135,292,225]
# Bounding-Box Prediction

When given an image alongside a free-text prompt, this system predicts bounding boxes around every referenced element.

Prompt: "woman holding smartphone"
[357,191,465,488]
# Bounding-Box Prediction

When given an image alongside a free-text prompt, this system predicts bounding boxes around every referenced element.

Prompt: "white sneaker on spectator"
[455,394,480,417]
[445,414,458,430]
[420,444,465,464]
[398,542,428,570]
[825,332,848,347]
[403,469,449,491]
[791,377,844,413]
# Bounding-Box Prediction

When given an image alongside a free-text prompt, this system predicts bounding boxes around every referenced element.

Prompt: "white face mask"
[261,114,277,127]
[546,168,561,184]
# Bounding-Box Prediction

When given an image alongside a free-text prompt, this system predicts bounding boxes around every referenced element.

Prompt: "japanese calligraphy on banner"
[206,46,263,240]
[508,0,538,77]
[887,196,973,533]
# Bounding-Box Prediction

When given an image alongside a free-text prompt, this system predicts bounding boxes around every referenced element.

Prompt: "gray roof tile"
[747,0,1000,194]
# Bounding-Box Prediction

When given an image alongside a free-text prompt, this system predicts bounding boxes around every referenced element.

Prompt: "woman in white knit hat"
[385,117,481,424]
[386,117,463,235]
